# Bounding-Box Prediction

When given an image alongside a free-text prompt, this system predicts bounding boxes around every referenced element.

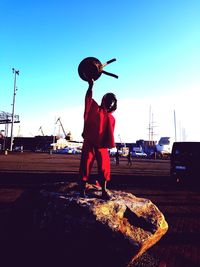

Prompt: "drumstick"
[102,58,116,68]
[102,70,118,79]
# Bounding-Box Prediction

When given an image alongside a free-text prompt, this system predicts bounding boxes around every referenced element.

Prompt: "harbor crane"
[56,117,67,138]
[118,134,129,156]
[38,126,45,136]
[118,134,126,147]
[55,117,72,140]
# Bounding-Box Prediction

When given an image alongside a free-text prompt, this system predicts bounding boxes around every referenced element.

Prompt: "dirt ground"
[0,152,199,267]
[0,151,170,175]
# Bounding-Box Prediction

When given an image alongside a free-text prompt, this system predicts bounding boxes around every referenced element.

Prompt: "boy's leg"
[101,181,110,200]
[95,148,111,199]
[79,142,95,197]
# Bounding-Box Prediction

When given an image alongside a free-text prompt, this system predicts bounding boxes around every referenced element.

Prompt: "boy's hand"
[88,79,94,89]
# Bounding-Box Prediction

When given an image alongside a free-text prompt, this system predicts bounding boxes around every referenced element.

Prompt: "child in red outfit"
[79,79,117,199]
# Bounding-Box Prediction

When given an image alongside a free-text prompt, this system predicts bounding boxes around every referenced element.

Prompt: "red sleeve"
[84,89,92,122]
[107,114,115,148]
[100,113,115,148]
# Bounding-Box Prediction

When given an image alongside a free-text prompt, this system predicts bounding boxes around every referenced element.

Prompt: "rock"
[7,182,168,267]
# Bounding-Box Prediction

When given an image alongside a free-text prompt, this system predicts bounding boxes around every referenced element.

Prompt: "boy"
[79,79,117,199]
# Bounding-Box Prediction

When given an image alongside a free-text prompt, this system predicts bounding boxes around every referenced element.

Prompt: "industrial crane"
[38,126,45,136]
[56,117,72,140]
[56,117,66,137]
[118,134,126,147]
[118,134,128,156]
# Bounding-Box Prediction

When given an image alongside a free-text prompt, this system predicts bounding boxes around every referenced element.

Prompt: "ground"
[0,152,199,267]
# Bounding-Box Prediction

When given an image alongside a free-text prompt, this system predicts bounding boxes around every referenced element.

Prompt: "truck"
[170,142,200,185]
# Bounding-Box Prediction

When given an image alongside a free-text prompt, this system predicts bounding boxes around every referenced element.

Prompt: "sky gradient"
[1,0,200,143]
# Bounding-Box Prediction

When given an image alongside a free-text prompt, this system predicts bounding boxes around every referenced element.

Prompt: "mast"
[174,110,177,142]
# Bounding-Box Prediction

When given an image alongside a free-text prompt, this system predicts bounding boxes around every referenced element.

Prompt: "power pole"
[10,68,19,151]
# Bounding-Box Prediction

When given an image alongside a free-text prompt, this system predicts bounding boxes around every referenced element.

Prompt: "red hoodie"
[82,89,115,148]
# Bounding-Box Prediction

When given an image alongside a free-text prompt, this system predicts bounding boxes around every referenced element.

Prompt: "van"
[170,142,200,184]
[156,137,173,159]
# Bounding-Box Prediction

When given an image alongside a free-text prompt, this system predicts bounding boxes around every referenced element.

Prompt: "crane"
[38,126,45,136]
[118,134,126,147]
[56,117,67,139]
[55,117,73,140]
[118,134,128,156]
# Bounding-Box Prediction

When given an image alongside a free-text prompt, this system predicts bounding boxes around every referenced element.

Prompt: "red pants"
[79,142,110,182]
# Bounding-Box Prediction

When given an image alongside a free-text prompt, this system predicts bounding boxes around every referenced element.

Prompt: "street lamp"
[10,68,19,151]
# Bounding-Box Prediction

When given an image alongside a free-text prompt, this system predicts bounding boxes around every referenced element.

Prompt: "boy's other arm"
[84,79,94,121]
[85,79,94,99]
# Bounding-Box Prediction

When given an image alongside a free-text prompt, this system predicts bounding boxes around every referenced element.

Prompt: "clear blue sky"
[0,0,200,142]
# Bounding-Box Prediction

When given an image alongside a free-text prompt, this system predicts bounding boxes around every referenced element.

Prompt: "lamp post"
[10,68,19,151]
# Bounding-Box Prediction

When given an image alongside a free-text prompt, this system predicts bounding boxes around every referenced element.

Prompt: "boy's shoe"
[79,181,86,198]
[95,180,101,189]
[80,188,86,198]
[101,190,110,200]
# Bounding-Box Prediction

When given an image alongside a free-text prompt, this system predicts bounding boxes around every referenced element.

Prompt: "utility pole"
[10,68,19,151]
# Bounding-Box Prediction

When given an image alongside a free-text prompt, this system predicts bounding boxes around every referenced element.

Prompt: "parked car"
[13,146,23,152]
[55,147,77,154]
[170,142,200,184]
[109,147,117,156]
[132,151,147,158]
